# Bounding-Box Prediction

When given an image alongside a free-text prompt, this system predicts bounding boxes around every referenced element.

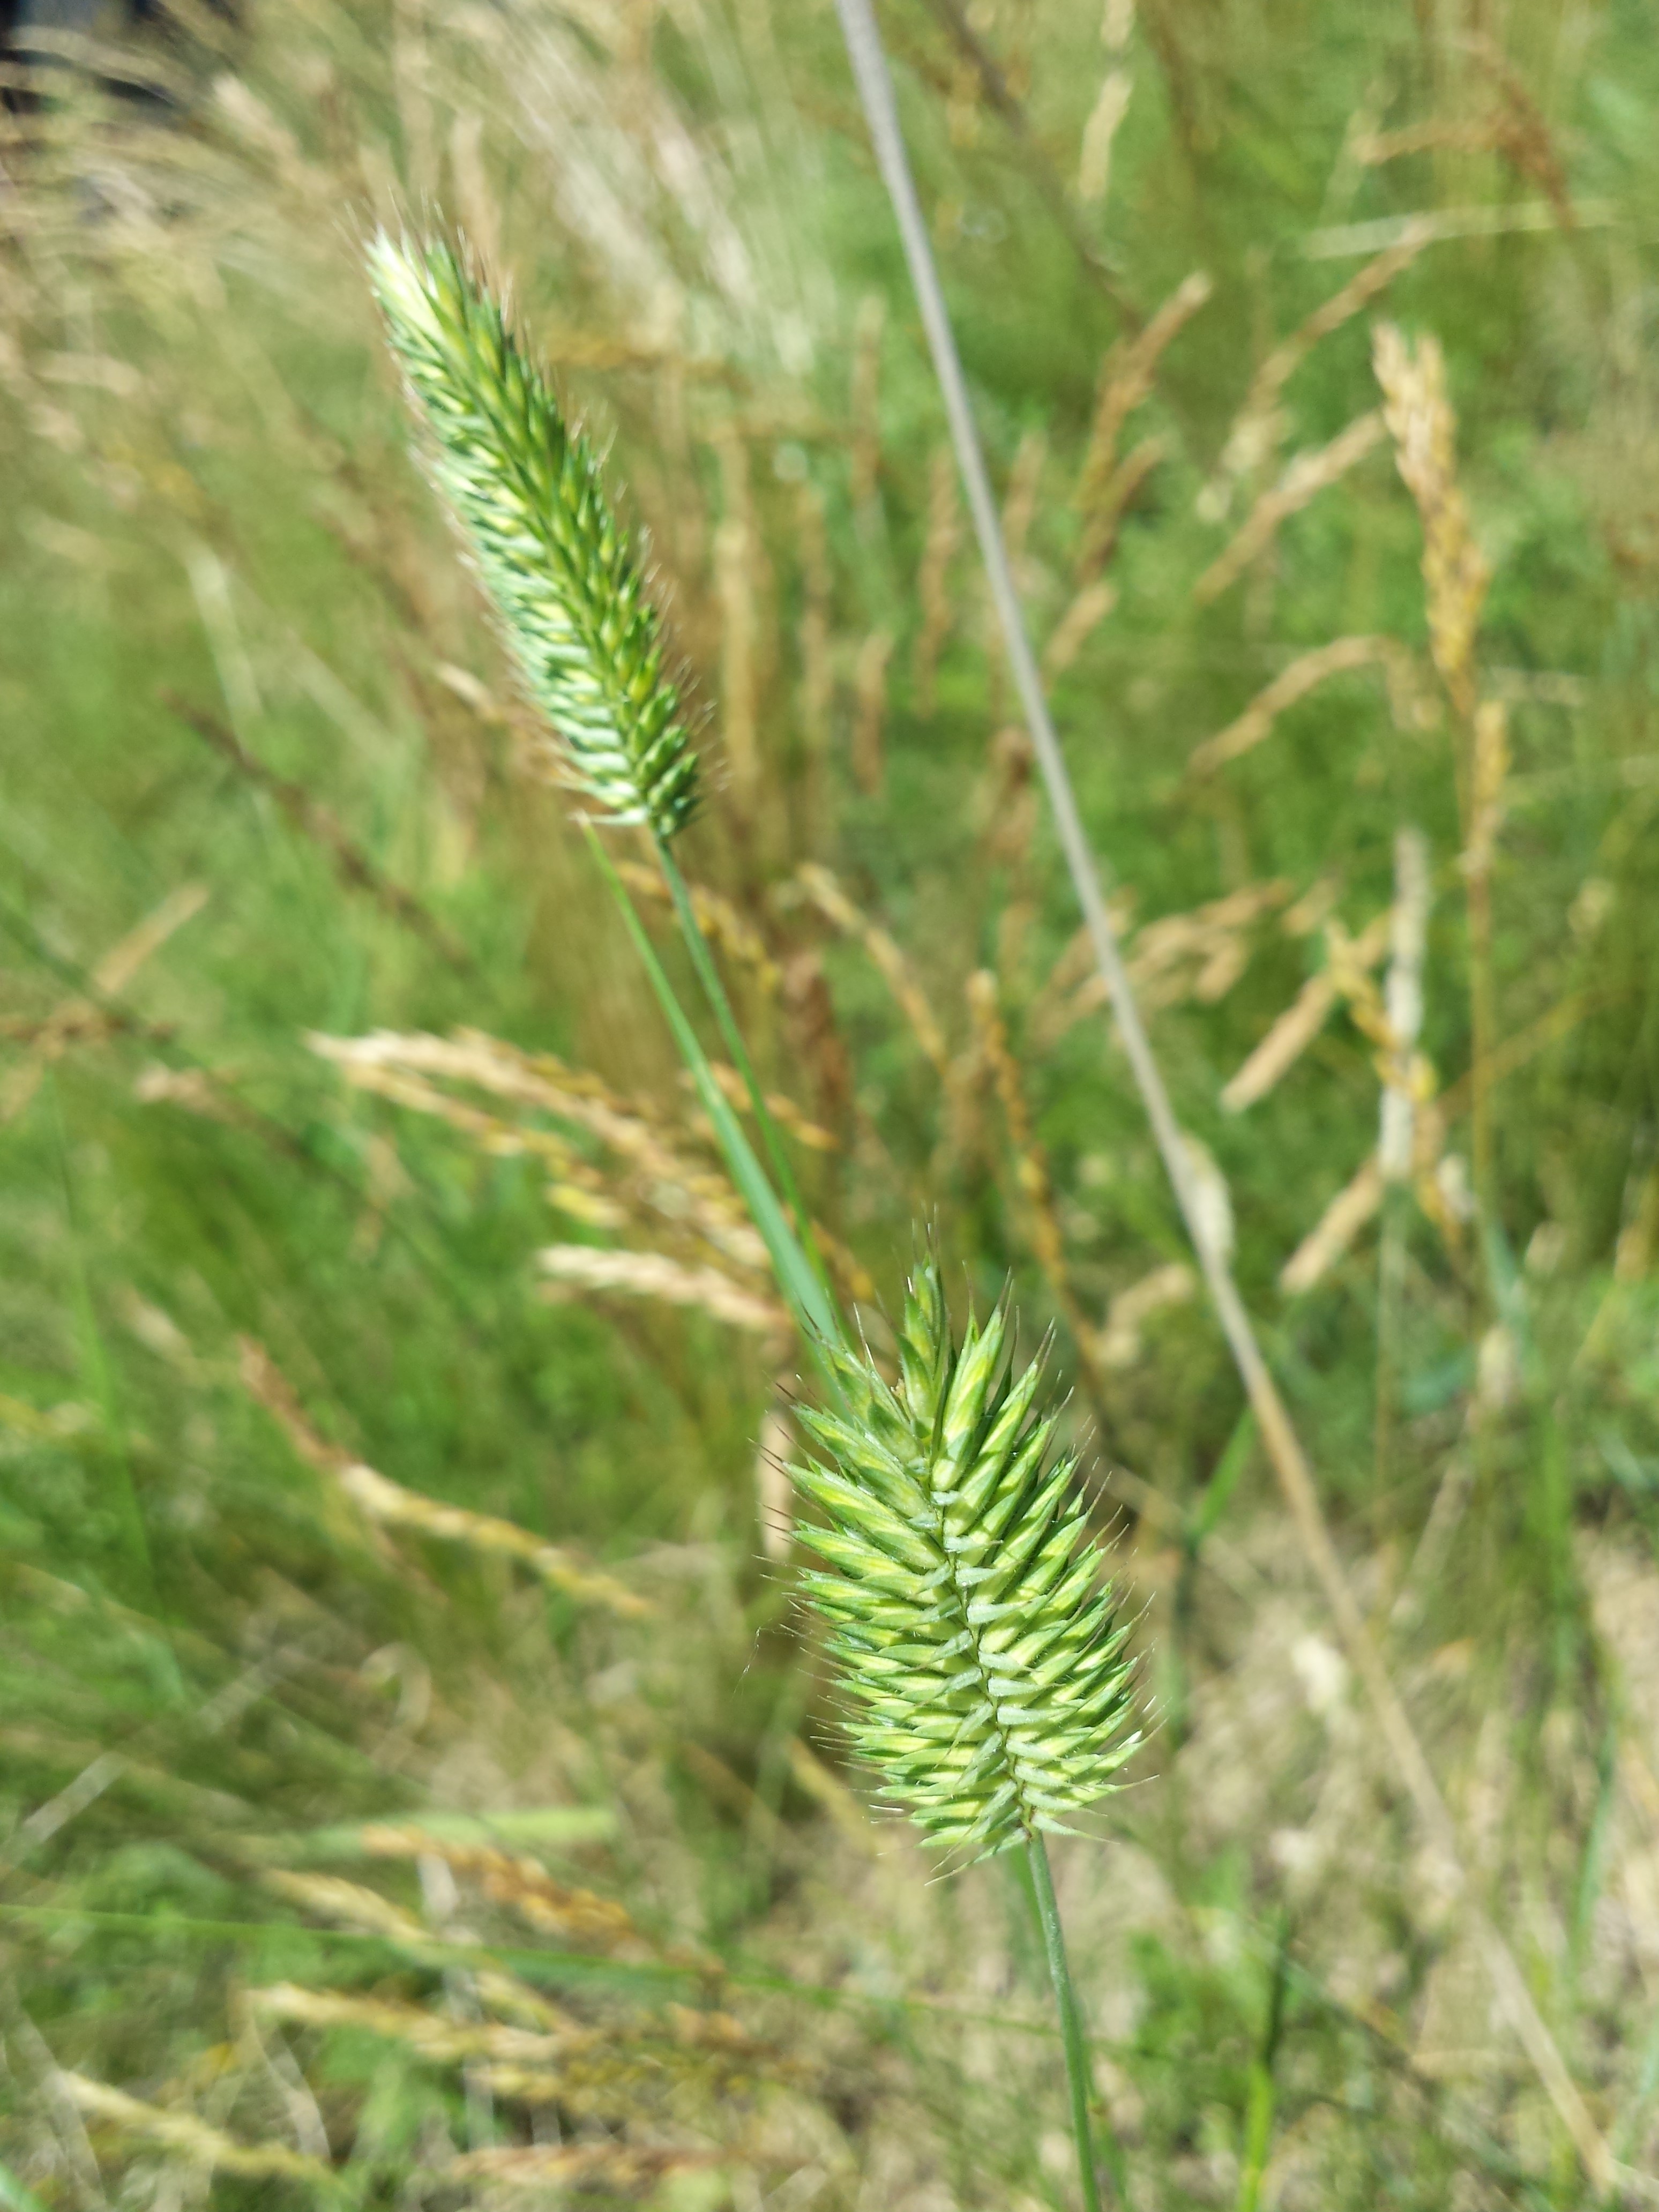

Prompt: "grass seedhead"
[368,233,700,840]
[792,1257,1141,1862]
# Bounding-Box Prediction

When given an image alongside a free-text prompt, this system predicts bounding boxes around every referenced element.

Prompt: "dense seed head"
[791,1258,1141,1863]
[368,233,700,841]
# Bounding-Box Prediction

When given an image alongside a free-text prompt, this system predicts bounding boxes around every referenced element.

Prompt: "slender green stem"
[1026,1833,1120,2211]
[585,826,848,1372]
[652,833,832,1302]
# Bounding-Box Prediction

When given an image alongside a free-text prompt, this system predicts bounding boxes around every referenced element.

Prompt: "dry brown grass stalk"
[239,1339,649,1617]
[699,1063,838,1153]
[1188,636,1408,777]
[1074,434,1165,584]
[56,2072,333,2184]
[1374,321,1505,1198]
[1059,269,1207,587]
[259,1871,581,2036]
[913,444,963,717]
[1194,410,1387,603]
[795,862,951,1078]
[539,1244,787,1336]
[1280,1155,1386,1295]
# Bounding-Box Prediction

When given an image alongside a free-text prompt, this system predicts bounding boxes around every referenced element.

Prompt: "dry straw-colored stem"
[833,1,1621,2187]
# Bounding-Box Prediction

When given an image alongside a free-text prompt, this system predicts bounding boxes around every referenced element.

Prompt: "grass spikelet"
[367,233,699,839]
[790,1256,1140,1861]
[1372,323,1490,721]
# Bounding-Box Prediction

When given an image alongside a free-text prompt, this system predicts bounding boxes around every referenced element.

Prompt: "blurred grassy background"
[4,0,1659,2204]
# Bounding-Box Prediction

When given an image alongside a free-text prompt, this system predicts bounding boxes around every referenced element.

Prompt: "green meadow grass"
[5,1,1659,2204]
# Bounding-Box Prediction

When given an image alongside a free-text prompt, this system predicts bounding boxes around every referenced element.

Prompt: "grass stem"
[1026,1834,1116,2211]
[652,833,833,1302]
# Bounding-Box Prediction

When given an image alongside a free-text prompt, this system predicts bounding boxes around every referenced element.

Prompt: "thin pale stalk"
[652,833,832,1301]
[829,0,1619,2188]
[585,828,847,1371]
[1025,1835,1117,2212]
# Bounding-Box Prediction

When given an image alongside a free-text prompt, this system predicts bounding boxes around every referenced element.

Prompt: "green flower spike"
[791,1258,1141,1863]
[368,233,700,840]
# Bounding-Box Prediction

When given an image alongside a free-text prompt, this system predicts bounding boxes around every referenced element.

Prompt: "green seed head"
[368,232,700,841]
[792,1258,1142,1863]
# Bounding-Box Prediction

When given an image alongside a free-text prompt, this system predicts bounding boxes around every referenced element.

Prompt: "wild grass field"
[4,0,1659,2204]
